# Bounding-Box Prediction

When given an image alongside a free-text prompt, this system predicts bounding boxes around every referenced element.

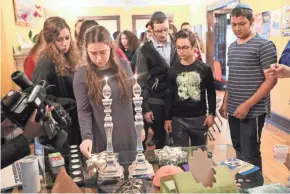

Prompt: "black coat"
[1,135,30,169]
[32,57,81,146]
[136,38,179,113]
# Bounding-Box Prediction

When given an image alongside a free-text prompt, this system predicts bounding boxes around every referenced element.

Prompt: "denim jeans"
[228,113,266,171]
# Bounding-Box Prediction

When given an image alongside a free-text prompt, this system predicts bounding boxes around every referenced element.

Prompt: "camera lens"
[11,71,33,90]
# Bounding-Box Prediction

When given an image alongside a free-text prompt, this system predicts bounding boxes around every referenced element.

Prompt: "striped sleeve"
[259,41,277,70]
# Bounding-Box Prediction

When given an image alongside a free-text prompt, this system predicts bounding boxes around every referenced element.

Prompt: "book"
[220,158,260,175]
[246,183,290,193]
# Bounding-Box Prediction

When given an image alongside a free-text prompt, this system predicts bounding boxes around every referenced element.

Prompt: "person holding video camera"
[1,107,52,169]
[32,17,81,147]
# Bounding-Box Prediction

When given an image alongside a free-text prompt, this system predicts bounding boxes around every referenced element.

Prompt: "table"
[11,144,270,193]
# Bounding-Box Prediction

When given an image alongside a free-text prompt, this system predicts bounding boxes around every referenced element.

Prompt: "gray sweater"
[73,63,137,153]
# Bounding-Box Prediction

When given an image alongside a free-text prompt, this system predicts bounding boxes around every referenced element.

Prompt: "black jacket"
[32,57,76,104]
[130,48,140,73]
[136,37,179,113]
[165,60,216,119]
[32,57,81,146]
[1,135,30,169]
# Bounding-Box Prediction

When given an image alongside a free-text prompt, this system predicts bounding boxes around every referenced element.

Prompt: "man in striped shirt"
[219,4,277,170]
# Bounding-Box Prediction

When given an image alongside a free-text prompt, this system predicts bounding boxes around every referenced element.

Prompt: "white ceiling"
[44,0,193,9]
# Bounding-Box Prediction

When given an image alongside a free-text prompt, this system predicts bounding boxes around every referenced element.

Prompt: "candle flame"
[105,77,108,81]
[134,74,138,80]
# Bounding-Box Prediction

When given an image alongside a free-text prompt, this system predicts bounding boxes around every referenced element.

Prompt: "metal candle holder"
[98,77,124,185]
[128,75,154,179]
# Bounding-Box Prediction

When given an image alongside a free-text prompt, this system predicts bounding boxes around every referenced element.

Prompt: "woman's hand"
[264,63,290,78]
[80,139,93,158]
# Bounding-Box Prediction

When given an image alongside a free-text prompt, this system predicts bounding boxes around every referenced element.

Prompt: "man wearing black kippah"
[136,11,179,149]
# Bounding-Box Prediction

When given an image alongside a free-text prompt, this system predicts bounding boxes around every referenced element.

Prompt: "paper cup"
[19,156,41,193]
[274,144,289,163]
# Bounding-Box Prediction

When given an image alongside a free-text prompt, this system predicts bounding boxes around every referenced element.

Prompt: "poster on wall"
[261,11,271,39]
[282,5,290,36]
[13,0,45,27]
[270,9,281,36]
[254,13,263,36]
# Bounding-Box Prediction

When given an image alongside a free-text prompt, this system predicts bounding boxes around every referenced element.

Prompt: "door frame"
[206,0,240,67]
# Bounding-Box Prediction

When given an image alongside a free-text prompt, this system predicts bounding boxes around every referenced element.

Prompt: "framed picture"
[13,0,45,27]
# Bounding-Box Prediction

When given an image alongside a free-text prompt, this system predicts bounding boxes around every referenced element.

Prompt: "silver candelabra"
[98,77,124,185]
[128,75,154,179]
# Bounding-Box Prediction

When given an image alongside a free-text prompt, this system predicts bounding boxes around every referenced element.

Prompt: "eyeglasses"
[153,28,169,35]
[176,46,191,52]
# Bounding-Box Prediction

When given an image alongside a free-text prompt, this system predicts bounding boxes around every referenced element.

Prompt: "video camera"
[1,71,70,148]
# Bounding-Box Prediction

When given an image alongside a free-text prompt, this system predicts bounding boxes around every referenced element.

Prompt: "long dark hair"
[139,32,147,42]
[116,30,140,52]
[77,20,98,54]
[42,17,79,76]
[74,19,85,39]
[83,25,132,105]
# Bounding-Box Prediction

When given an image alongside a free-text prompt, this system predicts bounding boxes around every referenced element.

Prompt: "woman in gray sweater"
[73,25,137,158]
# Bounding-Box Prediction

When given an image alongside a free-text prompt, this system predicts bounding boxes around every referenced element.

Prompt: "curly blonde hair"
[42,17,79,76]
[83,25,132,105]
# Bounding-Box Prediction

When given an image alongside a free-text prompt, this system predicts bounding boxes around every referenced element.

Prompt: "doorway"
[206,0,239,80]
[214,14,227,75]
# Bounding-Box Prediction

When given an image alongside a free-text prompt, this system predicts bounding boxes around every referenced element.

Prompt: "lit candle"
[103,76,111,99]
[133,74,141,98]
[134,74,138,83]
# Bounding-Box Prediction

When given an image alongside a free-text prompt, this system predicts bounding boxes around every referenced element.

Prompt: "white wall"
[44,0,192,9]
